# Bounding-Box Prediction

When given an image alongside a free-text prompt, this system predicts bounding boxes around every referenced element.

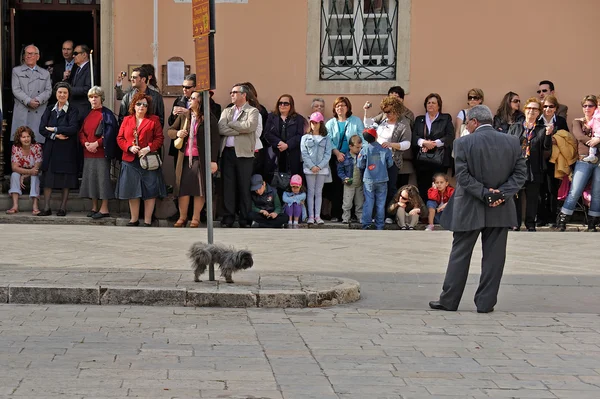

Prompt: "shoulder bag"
[417,121,445,165]
[135,127,162,171]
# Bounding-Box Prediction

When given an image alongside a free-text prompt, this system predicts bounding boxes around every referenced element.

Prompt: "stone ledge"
[0,274,360,308]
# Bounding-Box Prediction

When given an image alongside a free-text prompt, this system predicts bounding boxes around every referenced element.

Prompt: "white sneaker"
[385,217,393,225]
[425,224,434,231]
[307,218,315,224]
[316,218,325,224]
[582,155,598,163]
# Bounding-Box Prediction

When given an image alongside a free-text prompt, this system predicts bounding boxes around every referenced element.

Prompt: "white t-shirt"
[376,122,395,145]
[456,109,468,122]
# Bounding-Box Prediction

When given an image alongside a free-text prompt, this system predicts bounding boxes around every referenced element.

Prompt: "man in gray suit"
[429,105,526,313]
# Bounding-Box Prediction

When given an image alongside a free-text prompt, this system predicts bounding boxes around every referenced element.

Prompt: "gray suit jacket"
[441,125,526,232]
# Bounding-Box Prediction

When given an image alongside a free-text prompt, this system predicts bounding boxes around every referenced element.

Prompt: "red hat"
[364,128,377,139]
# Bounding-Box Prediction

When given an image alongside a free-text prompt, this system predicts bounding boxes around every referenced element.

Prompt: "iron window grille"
[320,0,399,81]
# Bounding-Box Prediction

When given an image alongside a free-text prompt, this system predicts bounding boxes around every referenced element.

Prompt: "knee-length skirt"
[179,156,205,197]
[115,158,167,200]
[79,157,114,199]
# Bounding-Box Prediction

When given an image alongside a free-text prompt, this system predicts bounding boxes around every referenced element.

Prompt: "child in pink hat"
[282,174,307,228]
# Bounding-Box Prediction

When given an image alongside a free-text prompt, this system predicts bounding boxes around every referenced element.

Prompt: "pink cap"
[309,112,324,123]
[290,174,302,187]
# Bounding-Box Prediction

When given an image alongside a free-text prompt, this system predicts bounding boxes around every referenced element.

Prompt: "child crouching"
[358,128,393,230]
[388,184,424,230]
[249,174,289,228]
[337,135,364,224]
[282,174,307,229]
[426,173,454,231]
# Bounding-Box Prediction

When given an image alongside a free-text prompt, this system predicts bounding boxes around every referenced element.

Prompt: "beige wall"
[112,0,598,126]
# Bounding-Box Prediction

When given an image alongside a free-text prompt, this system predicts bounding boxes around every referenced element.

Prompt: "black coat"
[493,111,525,133]
[507,123,551,183]
[264,113,305,175]
[39,105,80,174]
[69,62,92,122]
[412,113,454,167]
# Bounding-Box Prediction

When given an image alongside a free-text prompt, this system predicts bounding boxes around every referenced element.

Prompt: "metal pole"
[203,90,215,281]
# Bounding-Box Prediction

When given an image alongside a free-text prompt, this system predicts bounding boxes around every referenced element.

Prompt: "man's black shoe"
[477,308,494,313]
[428,301,455,311]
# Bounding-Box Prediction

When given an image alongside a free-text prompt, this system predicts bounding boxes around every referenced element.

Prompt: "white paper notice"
[167,61,185,86]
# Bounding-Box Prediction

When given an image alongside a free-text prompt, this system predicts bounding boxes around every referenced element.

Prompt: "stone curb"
[1,277,361,308]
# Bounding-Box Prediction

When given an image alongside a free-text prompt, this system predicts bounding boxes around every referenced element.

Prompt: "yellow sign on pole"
[192,0,211,91]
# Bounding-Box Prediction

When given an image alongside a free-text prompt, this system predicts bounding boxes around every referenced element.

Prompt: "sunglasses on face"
[583,104,596,108]
[72,51,81,56]
[543,105,556,109]
[400,195,409,201]
[278,102,291,107]
[130,76,139,80]
[511,99,521,103]
[525,107,540,111]
[468,96,480,101]
[135,102,148,107]
[383,109,392,114]
[537,89,549,94]
[230,91,240,95]
[182,85,193,90]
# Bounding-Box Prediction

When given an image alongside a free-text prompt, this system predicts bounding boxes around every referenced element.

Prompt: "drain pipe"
[152,0,159,79]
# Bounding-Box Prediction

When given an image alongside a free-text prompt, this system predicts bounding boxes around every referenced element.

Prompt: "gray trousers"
[395,207,419,227]
[438,227,508,312]
[341,184,364,222]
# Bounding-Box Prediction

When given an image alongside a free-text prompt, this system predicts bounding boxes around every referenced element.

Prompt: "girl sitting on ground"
[282,174,307,228]
[426,173,454,231]
[388,184,425,230]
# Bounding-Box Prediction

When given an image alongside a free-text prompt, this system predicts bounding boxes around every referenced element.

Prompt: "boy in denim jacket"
[337,135,364,224]
[357,128,393,230]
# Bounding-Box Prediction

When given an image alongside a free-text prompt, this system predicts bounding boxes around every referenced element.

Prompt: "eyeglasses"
[72,51,81,56]
[182,85,194,90]
[230,91,240,95]
[135,102,148,107]
[383,109,392,114]
[400,195,409,201]
[525,107,540,111]
[130,75,139,80]
[543,105,556,109]
[536,89,549,94]
[24,51,38,56]
[511,99,521,103]
[467,96,480,101]
[278,102,291,107]
[583,104,597,108]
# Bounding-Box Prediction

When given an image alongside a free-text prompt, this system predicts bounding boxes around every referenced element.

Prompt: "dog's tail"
[188,243,212,270]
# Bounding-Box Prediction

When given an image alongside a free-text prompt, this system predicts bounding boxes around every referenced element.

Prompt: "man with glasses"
[429,105,526,314]
[537,80,568,119]
[11,44,52,143]
[118,67,165,128]
[218,84,259,228]
[69,44,93,123]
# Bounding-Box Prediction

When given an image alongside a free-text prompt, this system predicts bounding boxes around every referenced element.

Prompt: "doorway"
[2,1,100,176]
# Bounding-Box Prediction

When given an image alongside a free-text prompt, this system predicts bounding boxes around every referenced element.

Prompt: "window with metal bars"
[320,0,398,81]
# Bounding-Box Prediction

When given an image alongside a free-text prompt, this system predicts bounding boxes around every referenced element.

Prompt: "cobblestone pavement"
[0,305,599,398]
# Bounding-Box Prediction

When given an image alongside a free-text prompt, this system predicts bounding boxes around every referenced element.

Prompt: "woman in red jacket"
[116,92,166,226]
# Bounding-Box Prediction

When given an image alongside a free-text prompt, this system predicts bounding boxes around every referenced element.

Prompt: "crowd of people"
[6,41,600,231]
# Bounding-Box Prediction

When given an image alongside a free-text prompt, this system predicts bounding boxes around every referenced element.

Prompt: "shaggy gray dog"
[188,242,254,283]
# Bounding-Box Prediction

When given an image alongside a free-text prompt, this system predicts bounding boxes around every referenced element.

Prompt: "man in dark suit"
[69,44,92,124]
[429,105,527,313]
[52,40,75,85]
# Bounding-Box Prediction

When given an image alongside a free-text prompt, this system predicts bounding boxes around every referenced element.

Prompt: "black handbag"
[417,122,445,165]
[271,169,291,190]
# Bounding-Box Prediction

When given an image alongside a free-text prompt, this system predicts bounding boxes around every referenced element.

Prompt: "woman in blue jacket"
[324,96,364,221]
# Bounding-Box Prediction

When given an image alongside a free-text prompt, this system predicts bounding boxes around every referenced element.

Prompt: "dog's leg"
[223,269,234,284]
[194,264,207,282]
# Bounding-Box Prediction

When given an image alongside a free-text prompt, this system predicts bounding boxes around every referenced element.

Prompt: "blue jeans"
[362,181,387,230]
[427,200,442,224]
[561,161,600,217]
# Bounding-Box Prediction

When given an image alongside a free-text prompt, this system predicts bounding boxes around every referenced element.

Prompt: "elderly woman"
[264,94,305,181]
[167,91,220,228]
[116,92,166,226]
[6,126,42,214]
[508,97,552,231]
[310,97,326,119]
[38,82,80,216]
[455,88,484,139]
[493,92,525,133]
[536,94,569,227]
[368,96,412,223]
[557,95,600,231]
[412,93,454,201]
[324,96,364,221]
[78,86,119,219]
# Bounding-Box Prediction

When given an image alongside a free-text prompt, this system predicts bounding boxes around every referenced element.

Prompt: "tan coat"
[550,129,578,180]
[217,102,259,158]
[167,112,220,196]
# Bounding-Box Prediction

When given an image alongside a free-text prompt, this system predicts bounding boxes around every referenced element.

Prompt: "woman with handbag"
[116,92,166,226]
[264,94,305,189]
[508,97,552,231]
[413,93,454,202]
[167,91,220,228]
[324,96,364,221]
[38,82,80,217]
[79,86,117,219]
